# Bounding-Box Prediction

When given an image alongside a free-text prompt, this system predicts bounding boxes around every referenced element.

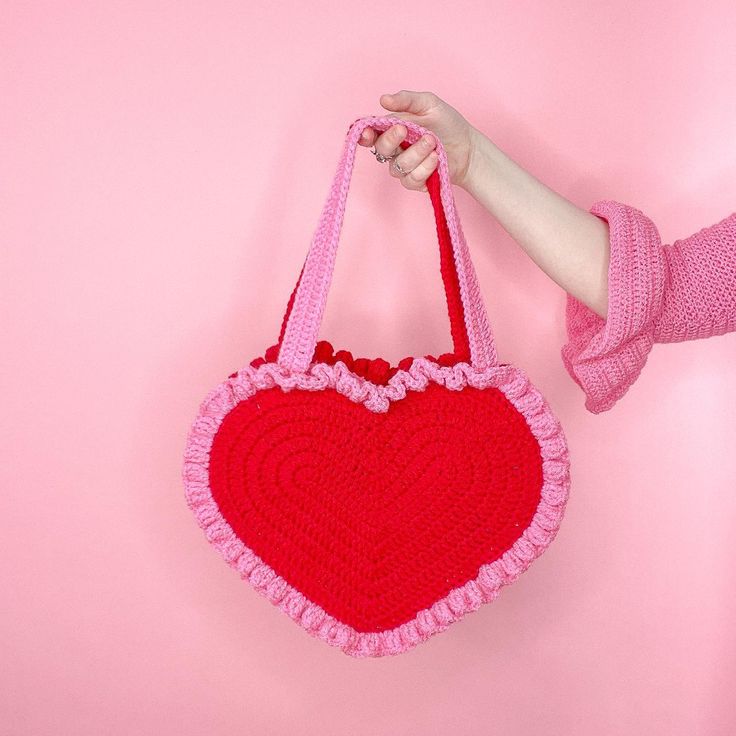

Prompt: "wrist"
[458,126,495,194]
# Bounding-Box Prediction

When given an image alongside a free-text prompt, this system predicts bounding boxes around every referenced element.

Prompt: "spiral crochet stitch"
[185,357,570,657]
[183,115,571,657]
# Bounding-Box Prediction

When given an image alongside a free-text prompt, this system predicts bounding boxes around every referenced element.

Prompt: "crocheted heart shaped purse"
[182,115,571,658]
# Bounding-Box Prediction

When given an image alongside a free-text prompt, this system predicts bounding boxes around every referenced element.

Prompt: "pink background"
[3,2,735,734]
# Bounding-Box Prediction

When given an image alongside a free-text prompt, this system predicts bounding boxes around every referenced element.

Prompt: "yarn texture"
[182,115,571,657]
[562,200,736,413]
[185,358,569,657]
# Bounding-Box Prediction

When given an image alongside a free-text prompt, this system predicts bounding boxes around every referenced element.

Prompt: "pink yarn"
[183,357,570,657]
[562,199,736,413]
[182,114,572,657]
[278,115,497,375]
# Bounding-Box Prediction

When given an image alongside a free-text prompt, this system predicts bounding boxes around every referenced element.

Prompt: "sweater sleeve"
[561,199,736,414]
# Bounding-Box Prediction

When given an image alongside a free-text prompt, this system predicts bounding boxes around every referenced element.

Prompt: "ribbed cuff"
[561,200,667,414]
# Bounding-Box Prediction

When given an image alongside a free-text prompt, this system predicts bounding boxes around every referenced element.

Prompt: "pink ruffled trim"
[183,358,571,657]
[242,339,463,386]
[561,200,667,414]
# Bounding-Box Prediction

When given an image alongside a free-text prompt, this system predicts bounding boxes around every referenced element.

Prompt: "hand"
[357,90,479,192]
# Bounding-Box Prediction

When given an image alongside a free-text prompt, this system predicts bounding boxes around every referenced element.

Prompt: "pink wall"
[3,2,735,734]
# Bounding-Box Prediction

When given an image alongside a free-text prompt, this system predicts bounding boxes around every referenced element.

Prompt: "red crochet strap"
[276,139,470,362]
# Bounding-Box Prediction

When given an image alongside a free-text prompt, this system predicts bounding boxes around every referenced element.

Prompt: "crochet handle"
[277,115,497,374]
[275,137,472,363]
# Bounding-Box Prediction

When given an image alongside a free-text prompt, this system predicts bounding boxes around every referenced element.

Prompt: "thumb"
[380,90,435,115]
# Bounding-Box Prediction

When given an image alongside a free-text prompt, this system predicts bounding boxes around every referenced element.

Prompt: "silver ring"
[371,146,398,164]
[392,158,406,175]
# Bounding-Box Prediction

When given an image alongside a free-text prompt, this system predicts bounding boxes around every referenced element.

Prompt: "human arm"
[462,130,736,412]
[360,90,613,319]
[362,90,736,413]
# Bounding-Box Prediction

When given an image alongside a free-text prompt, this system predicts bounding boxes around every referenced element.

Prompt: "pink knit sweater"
[561,200,736,413]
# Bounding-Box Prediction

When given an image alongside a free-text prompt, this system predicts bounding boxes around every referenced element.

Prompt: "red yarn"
[208,381,544,633]
[187,117,571,656]
[218,158,540,631]
[232,138,472,384]
[242,339,458,384]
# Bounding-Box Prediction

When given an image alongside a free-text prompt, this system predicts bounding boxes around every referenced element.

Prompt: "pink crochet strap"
[275,138,473,363]
[276,115,497,374]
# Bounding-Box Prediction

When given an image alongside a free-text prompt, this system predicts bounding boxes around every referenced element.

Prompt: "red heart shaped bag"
[182,115,571,657]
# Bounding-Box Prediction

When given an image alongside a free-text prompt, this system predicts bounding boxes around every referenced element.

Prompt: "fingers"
[364,122,408,159]
[388,132,436,181]
[357,119,409,149]
[357,128,377,147]
[358,90,438,148]
[380,89,437,115]
[355,109,440,192]
[399,149,439,192]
